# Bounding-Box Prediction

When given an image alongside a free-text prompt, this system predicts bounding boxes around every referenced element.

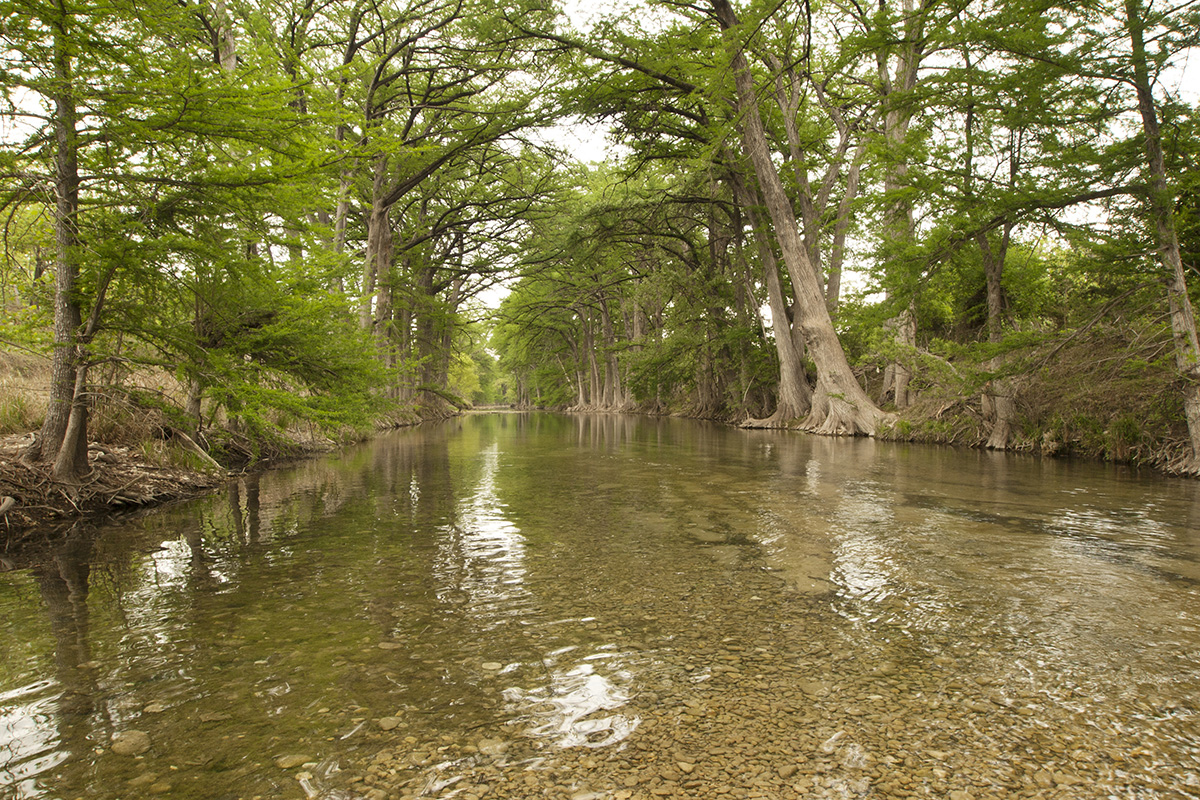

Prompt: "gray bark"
[713,0,889,435]
[730,174,812,426]
[32,7,84,473]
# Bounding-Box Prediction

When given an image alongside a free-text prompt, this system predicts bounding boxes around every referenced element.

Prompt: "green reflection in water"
[0,413,1198,799]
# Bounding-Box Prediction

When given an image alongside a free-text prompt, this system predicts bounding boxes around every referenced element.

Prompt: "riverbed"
[2,413,1199,799]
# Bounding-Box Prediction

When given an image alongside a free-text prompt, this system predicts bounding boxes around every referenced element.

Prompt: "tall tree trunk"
[1126,0,1200,472]
[879,306,916,407]
[30,6,83,470]
[731,174,812,426]
[598,293,621,409]
[581,309,600,408]
[825,140,868,314]
[878,0,925,410]
[213,0,238,72]
[361,154,391,332]
[52,360,90,482]
[713,0,889,435]
[979,227,1015,449]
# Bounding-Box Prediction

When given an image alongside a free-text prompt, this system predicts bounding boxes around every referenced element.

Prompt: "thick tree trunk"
[598,293,623,409]
[879,307,916,407]
[213,0,238,72]
[52,358,90,483]
[878,0,925,410]
[714,0,888,435]
[579,308,600,408]
[1126,0,1200,472]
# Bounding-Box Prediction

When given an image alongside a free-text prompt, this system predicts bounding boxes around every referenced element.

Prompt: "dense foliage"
[1,0,1198,474]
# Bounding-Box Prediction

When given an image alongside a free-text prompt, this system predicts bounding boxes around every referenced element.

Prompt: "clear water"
[1,413,1199,799]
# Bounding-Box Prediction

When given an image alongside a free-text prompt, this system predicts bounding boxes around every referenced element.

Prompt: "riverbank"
[0,432,227,551]
[1,394,1191,553]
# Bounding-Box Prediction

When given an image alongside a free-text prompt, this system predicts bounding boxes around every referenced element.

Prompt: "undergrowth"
[883,319,1186,467]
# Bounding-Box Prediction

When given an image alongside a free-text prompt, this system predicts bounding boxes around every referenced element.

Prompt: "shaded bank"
[0,434,225,552]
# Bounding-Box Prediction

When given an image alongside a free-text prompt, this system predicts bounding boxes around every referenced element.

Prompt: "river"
[1,413,1199,800]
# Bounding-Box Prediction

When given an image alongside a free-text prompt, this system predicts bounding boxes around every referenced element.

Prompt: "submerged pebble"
[111,731,152,756]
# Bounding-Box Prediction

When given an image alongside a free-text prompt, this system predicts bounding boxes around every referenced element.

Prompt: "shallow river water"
[2,413,1200,800]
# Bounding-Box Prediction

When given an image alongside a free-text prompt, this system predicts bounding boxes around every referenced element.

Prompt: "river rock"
[378,716,401,730]
[275,754,314,769]
[112,730,152,756]
[478,738,509,756]
[481,662,504,671]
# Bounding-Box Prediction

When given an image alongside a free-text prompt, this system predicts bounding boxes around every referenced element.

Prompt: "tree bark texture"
[713,0,889,435]
[33,6,85,476]
[878,0,925,410]
[730,174,812,426]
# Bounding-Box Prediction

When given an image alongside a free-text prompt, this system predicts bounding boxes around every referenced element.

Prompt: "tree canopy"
[2,0,1199,474]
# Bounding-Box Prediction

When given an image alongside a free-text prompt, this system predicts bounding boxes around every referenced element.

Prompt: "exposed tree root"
[741,403,807,430]
[1,434,225,550]
[801,391,894,437]
[740,414,790,429]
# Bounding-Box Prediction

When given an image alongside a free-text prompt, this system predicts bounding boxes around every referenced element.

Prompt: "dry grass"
[882,320,1190,469]
[0,351,48,435]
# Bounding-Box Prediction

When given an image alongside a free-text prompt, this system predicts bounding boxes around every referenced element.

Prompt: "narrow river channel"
[2,413,1200,800]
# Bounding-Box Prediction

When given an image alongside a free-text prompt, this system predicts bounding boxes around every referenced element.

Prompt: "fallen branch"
[171,430,225,472]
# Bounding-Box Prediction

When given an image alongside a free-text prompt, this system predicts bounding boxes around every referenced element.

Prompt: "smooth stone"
[275,754,314,769]
[478,738,509,756]
[143,703,167,714]
[378,716,401,731]
[111,731,152,756]
[378,641,404,650]
[481,662,504,671]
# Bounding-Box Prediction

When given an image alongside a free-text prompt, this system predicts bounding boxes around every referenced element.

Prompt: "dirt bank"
[0,433,226,551]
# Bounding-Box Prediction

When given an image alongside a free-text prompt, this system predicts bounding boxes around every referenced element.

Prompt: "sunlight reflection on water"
[3,416,1200,800]
[502,648,640,749]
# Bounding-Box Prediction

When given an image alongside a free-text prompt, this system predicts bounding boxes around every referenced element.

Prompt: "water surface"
[2,413,1199,799]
